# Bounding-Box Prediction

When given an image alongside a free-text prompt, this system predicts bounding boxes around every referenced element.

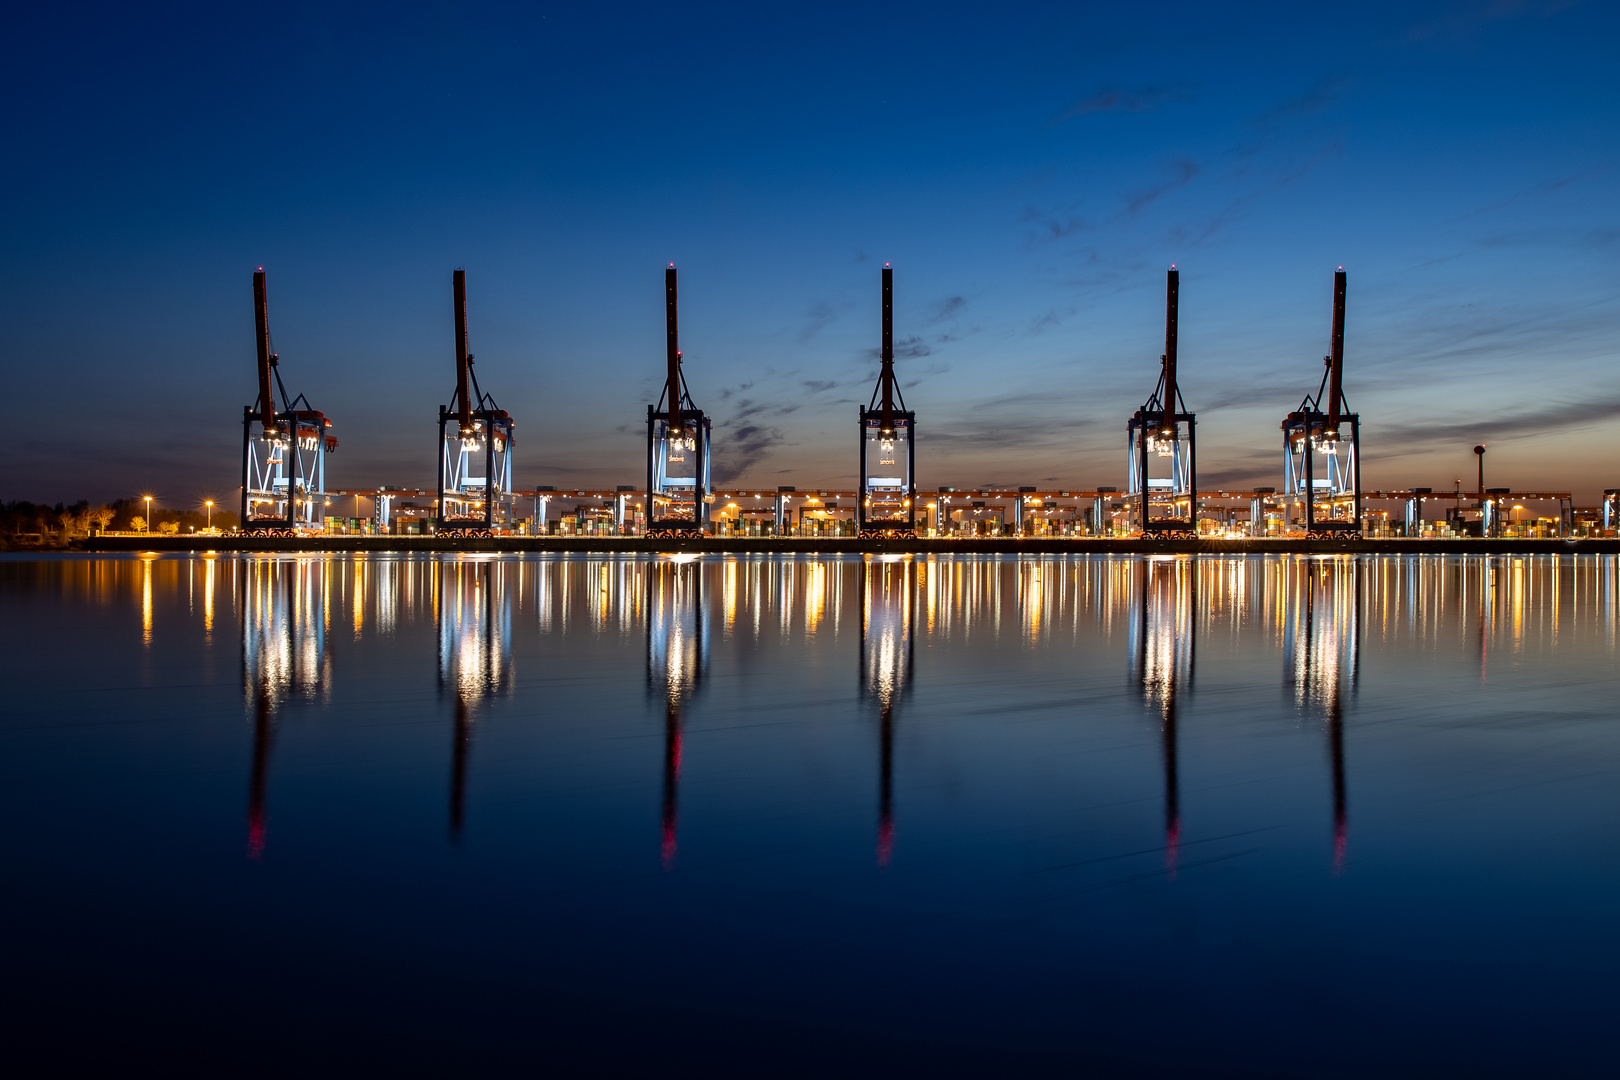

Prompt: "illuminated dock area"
[84,532,1620,555]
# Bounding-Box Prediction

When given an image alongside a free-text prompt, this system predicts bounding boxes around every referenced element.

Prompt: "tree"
[90,507,115,533]
[159,521,180,535]
[130,515,148,533]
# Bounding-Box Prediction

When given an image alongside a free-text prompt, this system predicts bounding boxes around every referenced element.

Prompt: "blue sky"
[2,1,1616,505]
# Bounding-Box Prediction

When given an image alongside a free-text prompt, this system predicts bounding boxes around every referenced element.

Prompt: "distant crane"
[858,265,918,538]
[1127,268,1198,537]
[241,269,337,534]
[437,270,515,536]
[1282,270,1362,537]
[646,265,712,537]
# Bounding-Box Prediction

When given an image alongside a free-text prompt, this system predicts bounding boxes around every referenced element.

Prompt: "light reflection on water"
[3,552,1620,1074]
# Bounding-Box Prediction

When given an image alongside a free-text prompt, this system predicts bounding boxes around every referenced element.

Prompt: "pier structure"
[314,484,1577,539]
[204,260,1614,547]
[240,269,337,534]
[857,265,917,538]
[437,270,516,536]
[1282,269,1362,537]
[646,265,712,538]
[1126,268,1198,538]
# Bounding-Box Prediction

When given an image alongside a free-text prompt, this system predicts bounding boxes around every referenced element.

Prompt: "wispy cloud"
[799,301,836,342]
[1031,306,1077,333]
[869,335,933,361]
[1373,393,1620,453]
[712,420,786,483]
[1401,0,1579,49]
[802,379,837,393]
[1251,74,1348,126]
[932,295,967,322]
[1021,204,1087,246]
[1056,83,1194,123]
[1124,159,1199,214]
[1455,172,1586,220]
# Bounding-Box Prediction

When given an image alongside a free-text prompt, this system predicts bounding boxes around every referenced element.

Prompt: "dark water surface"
[3,553,1617,1076]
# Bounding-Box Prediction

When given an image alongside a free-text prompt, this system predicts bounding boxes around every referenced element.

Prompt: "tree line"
[1,497,240,546]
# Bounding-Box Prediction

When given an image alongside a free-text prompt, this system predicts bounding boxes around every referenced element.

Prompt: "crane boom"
[1161,268,1179,436]
[453,270,472,433]
[665,265,682,434]
[253,270,277,433]
[1326,269,1346,433]
[879,266,895,429]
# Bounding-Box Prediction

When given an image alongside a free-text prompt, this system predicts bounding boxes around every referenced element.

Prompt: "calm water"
[3,552,1618,1076]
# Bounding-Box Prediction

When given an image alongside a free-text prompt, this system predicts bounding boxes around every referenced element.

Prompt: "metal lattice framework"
[1282,270,1361,537]
[438,270,515,536]
[646,265,712,537]
[1127,268,1197,537]
[859,265,917,538]
[241,269,336,535]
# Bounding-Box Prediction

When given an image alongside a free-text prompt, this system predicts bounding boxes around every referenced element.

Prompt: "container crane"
[437,270,515,536]
[240,269,337,534]
[646,265,713,537]
[1127,268,1197,537]
[1283,270,1362,537]
[858,265,918,538]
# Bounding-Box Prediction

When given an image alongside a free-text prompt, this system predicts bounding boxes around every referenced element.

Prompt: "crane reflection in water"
[861,556,914,866]
[1284,557,1360,871]
[241,558,330,859]
[436,558,513,842]
[647,557,706,869]
[1129,557,1196,877]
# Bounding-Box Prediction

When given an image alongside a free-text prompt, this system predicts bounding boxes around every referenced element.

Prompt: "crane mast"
[453,270,472,435]
[253,270,278,435]
[1161,268,1179,437]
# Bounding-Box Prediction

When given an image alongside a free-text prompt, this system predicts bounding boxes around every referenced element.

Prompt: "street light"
[143,495,152,532]
[205,500,213,530]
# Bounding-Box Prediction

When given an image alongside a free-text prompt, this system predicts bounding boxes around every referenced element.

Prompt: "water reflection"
[1130,558,1196,875]
[60,550,1620,871]
[437,559,513,840]
[1285,559,1360,870]
[861,557,914,865]
[241,558,330,857]
[647,558,706,868]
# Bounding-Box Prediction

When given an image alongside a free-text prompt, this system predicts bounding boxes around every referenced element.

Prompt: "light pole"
[143,495,152,533]
[205,500,213,530]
